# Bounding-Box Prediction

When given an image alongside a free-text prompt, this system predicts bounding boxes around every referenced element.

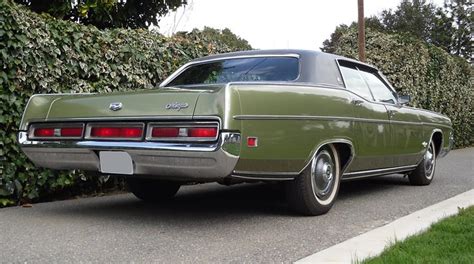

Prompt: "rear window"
[166,56,299,86]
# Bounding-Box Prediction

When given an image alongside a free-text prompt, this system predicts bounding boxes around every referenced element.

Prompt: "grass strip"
[363,205,474,264]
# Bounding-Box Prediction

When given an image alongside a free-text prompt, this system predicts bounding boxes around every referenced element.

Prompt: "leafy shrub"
[331,28,473,147]
[0,1,248,206]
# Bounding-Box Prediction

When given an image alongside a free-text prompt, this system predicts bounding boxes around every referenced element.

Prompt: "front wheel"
[285,144,341,216]
[127,178,181,202]
[408,140,436,185]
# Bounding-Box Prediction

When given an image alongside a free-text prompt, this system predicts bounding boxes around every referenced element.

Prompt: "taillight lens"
[60,127,83,137]
[34,128,55,137]
[151,127,179,137]
[188,127,217,138]
[148,123,219,141]
[90,127,143,138]
[32,126,84,138]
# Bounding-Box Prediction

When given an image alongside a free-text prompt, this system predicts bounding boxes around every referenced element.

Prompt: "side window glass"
[358,70,397,104]
[339,65,373,101]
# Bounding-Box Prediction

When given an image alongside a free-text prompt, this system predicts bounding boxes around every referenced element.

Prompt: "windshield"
[165,56,299,86]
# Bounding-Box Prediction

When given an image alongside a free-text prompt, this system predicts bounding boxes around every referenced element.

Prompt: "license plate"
[99,151,133,175]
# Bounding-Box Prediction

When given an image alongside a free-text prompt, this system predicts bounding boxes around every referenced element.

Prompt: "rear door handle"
[351,99,364,106]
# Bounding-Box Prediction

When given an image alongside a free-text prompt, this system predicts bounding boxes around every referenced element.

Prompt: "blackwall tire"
[285,144,341,216]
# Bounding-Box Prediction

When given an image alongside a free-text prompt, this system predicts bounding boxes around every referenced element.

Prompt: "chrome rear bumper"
[18,132,241,181]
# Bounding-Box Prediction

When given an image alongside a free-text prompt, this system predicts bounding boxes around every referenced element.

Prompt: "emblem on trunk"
[109,102,123,111]
[166,102,189,111]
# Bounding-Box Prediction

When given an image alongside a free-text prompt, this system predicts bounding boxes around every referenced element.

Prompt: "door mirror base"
[398,95,411,105]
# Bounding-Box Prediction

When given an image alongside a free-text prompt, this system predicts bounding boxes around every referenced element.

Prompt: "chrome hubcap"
[312,150,335,199]
[424,143,435,178]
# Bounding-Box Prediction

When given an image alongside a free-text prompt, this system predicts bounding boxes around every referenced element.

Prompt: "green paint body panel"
[19,83,453,176]
[19,83,453,175]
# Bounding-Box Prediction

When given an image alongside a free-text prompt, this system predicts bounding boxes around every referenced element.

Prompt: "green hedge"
[331,28,473,148]
[0,1,246,206]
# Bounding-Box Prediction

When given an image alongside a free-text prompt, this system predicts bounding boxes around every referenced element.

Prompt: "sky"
[157,0,445,51]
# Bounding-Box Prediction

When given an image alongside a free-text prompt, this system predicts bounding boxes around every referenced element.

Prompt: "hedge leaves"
[0,1,242,205]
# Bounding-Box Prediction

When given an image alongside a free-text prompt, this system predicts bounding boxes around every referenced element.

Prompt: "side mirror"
[398,95,410,105]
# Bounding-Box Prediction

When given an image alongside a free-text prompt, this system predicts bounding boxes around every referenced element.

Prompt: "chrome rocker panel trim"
[342,164,418,180]
[18,131,241,181]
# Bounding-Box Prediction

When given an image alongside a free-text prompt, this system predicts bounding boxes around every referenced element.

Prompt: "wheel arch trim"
[429,128,443,157]
[299,139,355,175]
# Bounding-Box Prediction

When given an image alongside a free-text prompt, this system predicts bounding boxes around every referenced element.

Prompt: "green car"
[18,50,453,215]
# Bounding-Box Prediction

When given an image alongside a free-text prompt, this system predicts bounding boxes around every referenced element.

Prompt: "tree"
[13,0,187,29]
[380,0,453,51]
[322,0,472,59]
[175,27,252,51]
[201,27,252,50]
[444,0,472,61]
[321,17,383,53]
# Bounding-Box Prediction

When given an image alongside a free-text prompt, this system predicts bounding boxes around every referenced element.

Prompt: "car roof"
[163,49,379,88]
[190,49,374,68]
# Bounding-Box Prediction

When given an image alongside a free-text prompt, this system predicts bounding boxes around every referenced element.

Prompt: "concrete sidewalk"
[296,189,474,263]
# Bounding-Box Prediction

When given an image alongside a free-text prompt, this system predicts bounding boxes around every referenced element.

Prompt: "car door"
[357,69,425,168]
[338,61,393,172]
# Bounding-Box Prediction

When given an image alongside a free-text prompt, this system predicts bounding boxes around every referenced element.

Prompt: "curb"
[295,189,474,263]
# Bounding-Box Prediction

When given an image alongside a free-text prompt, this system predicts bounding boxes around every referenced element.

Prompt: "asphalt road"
[1,148,473,263]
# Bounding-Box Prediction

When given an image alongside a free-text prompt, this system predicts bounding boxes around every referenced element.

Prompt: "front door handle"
[351,99,364,106]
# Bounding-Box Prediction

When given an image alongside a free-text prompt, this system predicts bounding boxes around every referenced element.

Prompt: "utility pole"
[357,0,366,62]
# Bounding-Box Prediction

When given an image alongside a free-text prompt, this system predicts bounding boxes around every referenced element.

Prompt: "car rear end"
[18,87,242,182]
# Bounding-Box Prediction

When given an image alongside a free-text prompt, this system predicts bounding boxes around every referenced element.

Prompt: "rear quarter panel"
[228,84,356,173]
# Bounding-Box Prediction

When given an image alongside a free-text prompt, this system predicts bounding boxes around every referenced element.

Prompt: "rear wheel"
[408,140,436,185]
[127,178,181,202]
[286,144,341,216]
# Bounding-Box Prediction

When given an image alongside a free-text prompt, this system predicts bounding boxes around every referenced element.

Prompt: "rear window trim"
[160,54,301,87]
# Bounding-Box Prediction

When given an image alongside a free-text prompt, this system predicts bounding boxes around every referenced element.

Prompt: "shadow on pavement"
[46,174,410,222]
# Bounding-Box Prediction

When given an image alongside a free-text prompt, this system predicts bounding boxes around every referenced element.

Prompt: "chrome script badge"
[165,102,189,111]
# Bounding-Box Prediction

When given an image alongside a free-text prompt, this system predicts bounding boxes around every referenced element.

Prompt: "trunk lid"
[46,88,203,119]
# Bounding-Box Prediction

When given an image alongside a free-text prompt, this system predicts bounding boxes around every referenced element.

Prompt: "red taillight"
[151,127,179,137]
[121,128,143,138]
[188,127,217,138]
[60,127,83,137]
[34,128,55,137]
[148,124,218,140]
[90,127,143,138]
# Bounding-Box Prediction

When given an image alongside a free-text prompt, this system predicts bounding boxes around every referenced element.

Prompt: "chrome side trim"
[233,170,299,176]
[232,114,452,129]
[342,164,417,179]
[231,170,297,180]
[159,54,301,87]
